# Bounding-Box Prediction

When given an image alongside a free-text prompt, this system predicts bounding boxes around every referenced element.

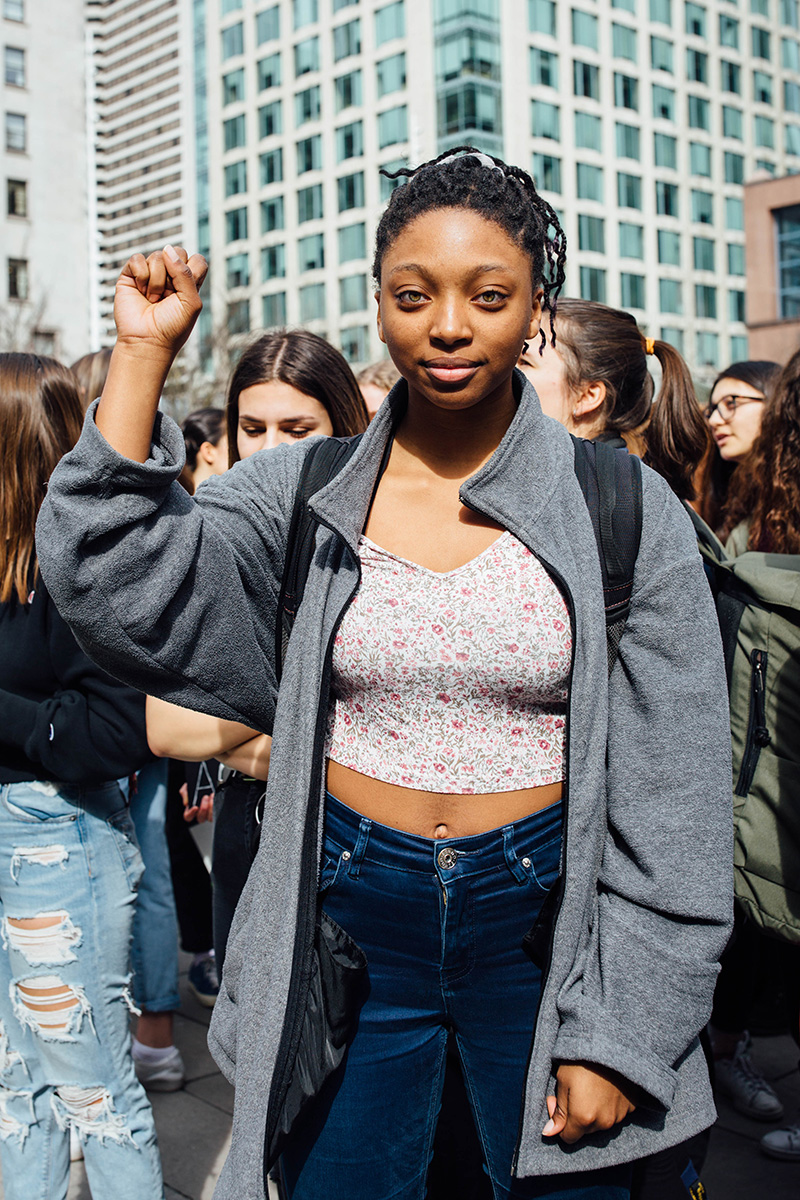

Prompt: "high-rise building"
[204,0,800,375]
[1,0,90,360]
[744,171,800,360]
[87,0,197,347]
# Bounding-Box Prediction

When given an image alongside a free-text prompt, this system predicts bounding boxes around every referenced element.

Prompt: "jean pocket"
[318,850,347,898]
[0,784,77,825]
[106,808,144,893]
[521,831,562,895]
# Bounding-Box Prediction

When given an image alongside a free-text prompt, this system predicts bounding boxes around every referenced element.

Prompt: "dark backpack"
[276,434,643,681]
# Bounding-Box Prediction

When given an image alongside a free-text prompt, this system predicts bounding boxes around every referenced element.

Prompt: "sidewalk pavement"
[4,953,798,1199]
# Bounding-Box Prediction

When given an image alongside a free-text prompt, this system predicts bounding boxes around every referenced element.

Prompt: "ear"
[573,380,606,419]
[374,289,385,345]
[198,440,216,465]
[527,286,544,341]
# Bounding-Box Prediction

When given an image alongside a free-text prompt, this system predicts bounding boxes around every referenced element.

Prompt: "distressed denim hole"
[11,975,95,1042]
[52,1085,135,1146]
[9,844,69,883]
[4,911,82,965]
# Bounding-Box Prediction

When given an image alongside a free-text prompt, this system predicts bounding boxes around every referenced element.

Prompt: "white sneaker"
[715,1032,785,1121]
[761,1124,800,1161]
[133,1045,186,1093]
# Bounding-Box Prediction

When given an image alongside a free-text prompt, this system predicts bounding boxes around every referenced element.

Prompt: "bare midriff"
[326,759,563,840]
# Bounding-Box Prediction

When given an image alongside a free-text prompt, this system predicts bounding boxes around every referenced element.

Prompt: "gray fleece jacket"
[37,377,733,1198]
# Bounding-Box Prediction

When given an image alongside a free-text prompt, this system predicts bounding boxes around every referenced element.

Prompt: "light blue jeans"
[128,761,180,1012]
[0,780,164,1200]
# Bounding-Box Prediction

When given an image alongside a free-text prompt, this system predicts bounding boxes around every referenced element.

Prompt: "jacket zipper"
[734,648,770,798]
[263,532,361,1186]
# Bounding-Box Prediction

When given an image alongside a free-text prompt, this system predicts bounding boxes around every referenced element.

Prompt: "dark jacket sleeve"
[36,402,304,736]
[0,589,151,784]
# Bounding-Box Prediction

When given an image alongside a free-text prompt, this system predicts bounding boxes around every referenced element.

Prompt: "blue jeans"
[281,795,631,1200]
[0,781,164,1200]
[128,761,180,1012]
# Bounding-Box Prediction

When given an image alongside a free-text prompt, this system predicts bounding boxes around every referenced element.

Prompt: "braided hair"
[373,146,567,353]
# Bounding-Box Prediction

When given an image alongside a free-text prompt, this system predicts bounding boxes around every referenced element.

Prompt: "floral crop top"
[327,531,572,795]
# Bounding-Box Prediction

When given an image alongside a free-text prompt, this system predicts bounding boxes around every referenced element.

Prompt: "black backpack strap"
[572,437,643,675]
[275,435,363,682]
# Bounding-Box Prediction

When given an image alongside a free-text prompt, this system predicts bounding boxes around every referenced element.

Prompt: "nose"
[429,296,472,345]
[708,406,724,427]
[263,428,282,450]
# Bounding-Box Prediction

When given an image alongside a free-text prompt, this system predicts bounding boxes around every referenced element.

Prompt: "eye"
[476,289,506,305]
[396,289,426,305]
[288,427,312,439]
[241,425,264,438]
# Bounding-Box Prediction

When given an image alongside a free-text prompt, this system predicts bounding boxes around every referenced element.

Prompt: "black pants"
[211,774,265,974]
[165,759,214,954]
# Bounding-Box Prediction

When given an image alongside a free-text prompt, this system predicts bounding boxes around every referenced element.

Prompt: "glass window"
[260,147,283,183]
[293,0,317,29]
[755,158,776,174]
[3,1,24,20]
[752,26,771,57]
[256,6,280,43]
[650,36,673,72]
[612,0,636,11]
[691,189,713,224]
[777,205,800,316]
[693,236,715,271]
[221,23,243,59]
[577,163,603,201]
[340,274,368,313]
[259,99,282,137]
[728,244,746,275]
[532,152,562,192]
[261,195,284,232]
[753,70,772,104]
[335,69,362,111]
[296,135,322,173]
[6,177,26,217]
[338,223,366,262]
[228,299,250,335]
[755,115,775,148]
[578,214,605,252]
[696,332,719,366]
[619,222,644,258]
[532,100,560,140]
[336,120,363,162]
[223,68,245,105]
[725,197,744,230]
[649,0,671,26]
[530,48,559,88]
[652,84,675,121]
[751,0,769,15]
[656,181,679,216]
[657,229,681,264]
[580,266,606,302]
[720,61,740,94]
[654,132,677,168]
[294,36,319,76]
[340,326,368,364]
[686,49,707,84]
[782,0,800,26]
[571,9,598,47]
[614,73,638,109]
[300,282,326,321]
[225,206,248,241]
[298,233,325,272]
[226,252,250,288]
[616,122,640,159]
[612,23,637,59]
[785,81,800,114]
[334,18,361,61]
[787,123,800,155]
[690,142,711,176]
[695,284,717,319]
[261,243,286,279]
[529,0,556,35]
[688,96,710,131]
[575,111,602,148]
[659,279,682,313]
[378,52,406,97]
[334,0,358,9]
[295,85,320,125]
[224,114,246,150]
[378,105,407,148]
[723,105,743,139]
[258,52,281,90]
[660,327,684,352]
[337,171,365,211]
[724,151,744,184]
[620,273,645,309]
[783,36,800,68]
[730,334,748,360]
[5,111,26,152]
[618,172,642,208]
[685,2,706,36]
[298,182,324,222]
[263,292,287,327]
[375,1,405,45]
[224,160,247,196]
[719,14,739,47]
[574,62,600,101]
[380,158,408,200]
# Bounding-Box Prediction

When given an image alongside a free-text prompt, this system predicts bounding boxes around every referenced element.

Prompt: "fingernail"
[542,1120,556,1136]
[163,243,179,262]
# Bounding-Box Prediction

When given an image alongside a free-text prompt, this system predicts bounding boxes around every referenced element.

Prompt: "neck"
[396,378,518,478]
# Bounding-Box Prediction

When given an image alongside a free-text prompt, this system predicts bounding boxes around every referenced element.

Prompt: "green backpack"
[689,509,800,943]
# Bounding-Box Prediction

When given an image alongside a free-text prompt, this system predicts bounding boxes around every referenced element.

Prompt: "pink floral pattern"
[327,532,571,794]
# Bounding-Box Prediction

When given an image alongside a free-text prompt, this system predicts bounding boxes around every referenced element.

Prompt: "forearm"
[96,343,173,463]
[218,734,272,781]
[146,695,259,761]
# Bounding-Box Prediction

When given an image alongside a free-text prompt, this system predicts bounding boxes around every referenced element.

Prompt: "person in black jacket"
[0,354,163,1200]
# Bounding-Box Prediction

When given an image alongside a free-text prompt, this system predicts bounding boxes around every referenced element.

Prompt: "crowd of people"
[0,146,798,1200]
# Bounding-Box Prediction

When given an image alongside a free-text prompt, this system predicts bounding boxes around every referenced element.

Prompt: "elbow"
[146,726,172,758]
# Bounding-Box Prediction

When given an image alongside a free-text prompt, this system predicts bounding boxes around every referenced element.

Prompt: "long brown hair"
[226,329,369,465]
[552,299,711,501]
[722,348,800,554]
[70,348,113,414]
[0,354,83,603]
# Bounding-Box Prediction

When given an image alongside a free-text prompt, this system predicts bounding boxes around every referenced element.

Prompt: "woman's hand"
[115,245,207,359]
[543,1063,637,1144]
[180,781,214,824]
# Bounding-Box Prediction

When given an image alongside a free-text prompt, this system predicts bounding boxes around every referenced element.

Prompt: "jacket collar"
[308,368,576,554]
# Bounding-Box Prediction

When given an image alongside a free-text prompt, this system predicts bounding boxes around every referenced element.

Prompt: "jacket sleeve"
[0,589,152,784]
[36,403,304,735]
[552,470,734,1110]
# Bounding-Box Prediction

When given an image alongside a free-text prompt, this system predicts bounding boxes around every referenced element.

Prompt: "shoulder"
[725,521,750,558]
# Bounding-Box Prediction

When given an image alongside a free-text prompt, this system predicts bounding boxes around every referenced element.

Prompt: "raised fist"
[114,245,208,360]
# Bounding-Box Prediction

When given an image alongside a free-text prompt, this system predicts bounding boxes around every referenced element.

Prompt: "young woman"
[0,354,163,1199]
[37,150,733,1200]
[181,407,228,491]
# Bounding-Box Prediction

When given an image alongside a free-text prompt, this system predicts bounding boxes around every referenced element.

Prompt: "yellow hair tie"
[644,337,655,355]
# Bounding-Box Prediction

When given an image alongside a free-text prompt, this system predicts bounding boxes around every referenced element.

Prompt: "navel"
[433,824,449,839]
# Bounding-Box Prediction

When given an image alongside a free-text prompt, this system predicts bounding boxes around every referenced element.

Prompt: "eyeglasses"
[704,394,764,421]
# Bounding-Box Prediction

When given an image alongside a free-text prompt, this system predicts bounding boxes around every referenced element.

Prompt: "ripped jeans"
[0,781,164,1200]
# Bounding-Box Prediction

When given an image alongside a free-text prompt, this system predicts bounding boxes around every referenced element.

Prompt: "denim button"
[437,848,457,870]
[521,857,531,869]
[342,851,351,861]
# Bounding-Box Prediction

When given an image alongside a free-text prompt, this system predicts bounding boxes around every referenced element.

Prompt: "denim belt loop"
[347,817,372,878]
[502,825,529,885]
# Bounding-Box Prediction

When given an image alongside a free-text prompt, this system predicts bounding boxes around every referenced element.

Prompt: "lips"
[423,358,482,384]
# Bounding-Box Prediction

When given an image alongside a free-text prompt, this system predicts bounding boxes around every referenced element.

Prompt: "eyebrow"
[239,412,320,423]
[387,262,513,279]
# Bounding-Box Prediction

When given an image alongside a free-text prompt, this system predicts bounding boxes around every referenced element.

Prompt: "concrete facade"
[744,171,800,362]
